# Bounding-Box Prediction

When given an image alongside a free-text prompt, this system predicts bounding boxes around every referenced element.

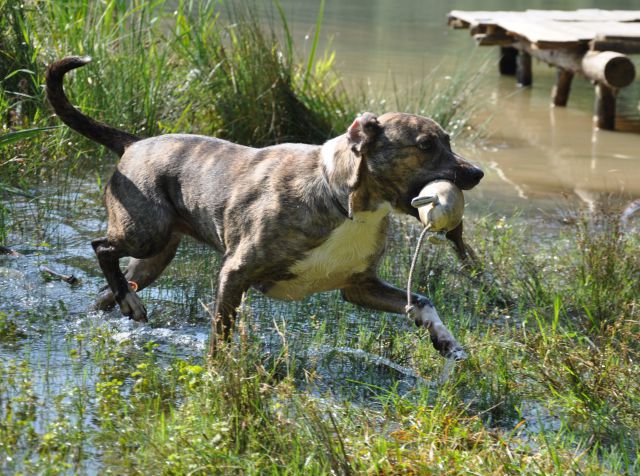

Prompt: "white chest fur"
[265,203,391,300]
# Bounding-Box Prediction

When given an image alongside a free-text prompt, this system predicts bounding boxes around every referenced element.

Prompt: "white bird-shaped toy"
[411,180,464,243]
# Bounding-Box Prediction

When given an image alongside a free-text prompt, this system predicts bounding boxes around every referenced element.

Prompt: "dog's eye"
[417,138,435,151]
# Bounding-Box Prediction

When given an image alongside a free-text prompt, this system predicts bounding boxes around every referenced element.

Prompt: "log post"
[516,44,635,89]
[594,83,616,130]
[499,47,517,75]
[516,50,532,87]
[515,44,635,130]
[582,51,635,89]
[551,69,574,106]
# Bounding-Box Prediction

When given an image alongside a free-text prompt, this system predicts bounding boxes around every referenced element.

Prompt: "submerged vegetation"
[1,0,639,474]
[1,202,638,474]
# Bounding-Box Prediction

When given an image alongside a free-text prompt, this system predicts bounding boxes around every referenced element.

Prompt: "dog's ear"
[347,112,381,156]
[345,113,380,190]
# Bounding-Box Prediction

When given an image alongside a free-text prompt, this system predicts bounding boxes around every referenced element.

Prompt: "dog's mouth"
[421,167,484,192]
[404,169,483,218]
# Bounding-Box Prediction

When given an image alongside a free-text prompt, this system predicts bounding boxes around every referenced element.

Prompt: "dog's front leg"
[446,223,514,308]
[209,258,248,356]
[341,277,466,360]
[445,222,478,267]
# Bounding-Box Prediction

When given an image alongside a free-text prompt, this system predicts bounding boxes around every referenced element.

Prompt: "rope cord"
[406,224,431,315]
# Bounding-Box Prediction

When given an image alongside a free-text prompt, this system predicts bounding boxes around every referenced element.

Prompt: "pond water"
[275,0,640,214]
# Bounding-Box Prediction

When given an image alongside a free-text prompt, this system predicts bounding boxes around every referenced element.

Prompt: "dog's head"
[343,112,483,217]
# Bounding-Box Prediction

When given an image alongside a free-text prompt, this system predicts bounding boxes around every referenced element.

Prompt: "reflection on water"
[468,75,640,207]
[273,0,640,207]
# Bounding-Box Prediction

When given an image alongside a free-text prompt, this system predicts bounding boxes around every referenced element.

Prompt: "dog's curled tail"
[45,56,140,156]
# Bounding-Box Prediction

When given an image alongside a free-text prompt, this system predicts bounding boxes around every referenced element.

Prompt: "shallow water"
[0,186,429,473]
[0,182,440,403]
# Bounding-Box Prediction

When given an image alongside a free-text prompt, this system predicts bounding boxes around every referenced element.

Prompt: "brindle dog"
[46,56,483,359]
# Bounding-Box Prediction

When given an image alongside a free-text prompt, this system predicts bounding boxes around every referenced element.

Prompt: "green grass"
[0,205,638,474]
[0,0,482,246]
[1,0,638,474]
[0,0,480,183]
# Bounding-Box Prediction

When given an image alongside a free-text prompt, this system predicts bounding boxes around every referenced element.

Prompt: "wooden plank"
[541,21,618,42]
[492,17,582,46]
[595,22,640,40]
[449,18,469,29]
[525,9,640,22]
[448,10,501,28]
[448,10,640,49]
[474,33,514,46]
[515,21,640,47]
[449,10,640,25]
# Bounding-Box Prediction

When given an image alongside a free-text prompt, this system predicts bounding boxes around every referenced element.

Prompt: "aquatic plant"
[1,198,638,474]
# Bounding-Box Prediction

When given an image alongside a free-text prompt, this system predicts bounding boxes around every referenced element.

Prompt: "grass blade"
[302,0,325,93]
[0,126,60,147]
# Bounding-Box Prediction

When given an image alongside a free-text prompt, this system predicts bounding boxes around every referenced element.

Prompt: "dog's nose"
[471,167,484,183]
[458,166,484,190]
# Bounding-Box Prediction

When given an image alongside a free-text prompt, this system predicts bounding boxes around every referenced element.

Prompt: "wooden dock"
[447,9,640,130]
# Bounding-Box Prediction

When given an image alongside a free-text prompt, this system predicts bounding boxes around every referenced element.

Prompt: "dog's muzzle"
[462,166,484,190]
[448,163,483,191]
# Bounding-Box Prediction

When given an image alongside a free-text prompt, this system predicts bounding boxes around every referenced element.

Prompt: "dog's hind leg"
[93,168,179,321]
[92,237,148,322]
[94,233,182,311]
[341,276,466,360]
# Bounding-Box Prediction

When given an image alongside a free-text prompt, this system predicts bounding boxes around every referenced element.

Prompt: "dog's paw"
[119,292,148,322]
[431,335,467,361]
[93,288,116,311]
[446,346,468,361]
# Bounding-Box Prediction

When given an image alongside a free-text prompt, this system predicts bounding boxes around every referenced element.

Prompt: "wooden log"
[551,69,574,106]
[594,82,616,130]
[499,47,518,75]
[582,51,635,89]
[516,50,532,86]
[517,43,635,89]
